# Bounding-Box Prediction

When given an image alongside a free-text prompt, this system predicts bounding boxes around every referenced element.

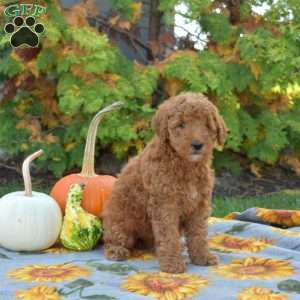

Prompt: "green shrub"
[1,0,300,176]
[0,1,158,176]
[157,0,300,172]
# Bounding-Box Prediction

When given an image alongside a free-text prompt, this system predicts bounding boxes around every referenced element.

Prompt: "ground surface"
[1,155,300,196]
[214,166,300,196]
[1,153,300,217]
[1,161,300,218]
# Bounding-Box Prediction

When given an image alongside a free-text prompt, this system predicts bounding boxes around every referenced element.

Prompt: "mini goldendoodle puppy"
[103,92,227,273]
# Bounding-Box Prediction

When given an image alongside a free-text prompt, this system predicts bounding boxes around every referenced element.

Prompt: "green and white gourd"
[60,183,102,251]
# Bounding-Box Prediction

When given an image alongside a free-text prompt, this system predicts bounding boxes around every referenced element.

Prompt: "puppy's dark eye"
[178,122,185,129]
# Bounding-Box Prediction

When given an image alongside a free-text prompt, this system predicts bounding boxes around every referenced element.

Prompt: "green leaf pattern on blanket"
[59,278,116,299]
[225,223,249,234]
[88,262,138,275]
[65,278,94,289]
[278,279,300,294]
[0,252,10,259]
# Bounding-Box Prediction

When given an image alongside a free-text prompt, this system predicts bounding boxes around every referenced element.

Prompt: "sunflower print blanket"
[2,208,300,300]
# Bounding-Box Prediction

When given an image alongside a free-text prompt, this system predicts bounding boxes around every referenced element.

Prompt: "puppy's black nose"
[191,141,203,151]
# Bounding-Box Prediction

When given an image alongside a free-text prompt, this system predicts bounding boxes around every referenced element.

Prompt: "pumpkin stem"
[22,150,43,197]
[80,102,123,177]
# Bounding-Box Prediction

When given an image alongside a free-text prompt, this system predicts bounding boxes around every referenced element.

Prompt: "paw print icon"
[4,16,44,48]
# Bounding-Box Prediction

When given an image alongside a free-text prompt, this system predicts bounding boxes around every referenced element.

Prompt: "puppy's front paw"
[191,253,219,266]
[206,253,219,265]
[104,245,130,261]
[160,257,186,274]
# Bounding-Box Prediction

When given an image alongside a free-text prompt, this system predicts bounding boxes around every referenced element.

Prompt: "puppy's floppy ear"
[207,105,228,148]
[152,102,170,142]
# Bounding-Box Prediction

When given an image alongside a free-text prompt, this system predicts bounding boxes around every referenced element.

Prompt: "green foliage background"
[0,0,300,176]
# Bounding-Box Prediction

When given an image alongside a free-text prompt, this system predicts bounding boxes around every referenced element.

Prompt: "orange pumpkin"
[50,102,122,217]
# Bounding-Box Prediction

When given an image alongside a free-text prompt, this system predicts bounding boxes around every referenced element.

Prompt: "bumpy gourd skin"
[60,184,102,251]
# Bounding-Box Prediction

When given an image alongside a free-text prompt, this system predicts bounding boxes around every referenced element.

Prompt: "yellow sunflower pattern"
[129,249,157,261]
[208,217,226,224]
[122,272,208,300]
[237,286,288,300]
[9,264,91,282]
[209,234,272,253]
[16,285,61,300]
[224,212,238,220]
[213,257,294,280]
[256,208,300,227]
[272,227,300,237]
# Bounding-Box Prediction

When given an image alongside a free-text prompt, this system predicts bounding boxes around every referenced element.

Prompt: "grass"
[213,189,300,217]
[0,182,50,197]
[1,182,300,218]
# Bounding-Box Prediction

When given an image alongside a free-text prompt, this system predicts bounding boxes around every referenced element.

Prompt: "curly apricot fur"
[103,93,227,273]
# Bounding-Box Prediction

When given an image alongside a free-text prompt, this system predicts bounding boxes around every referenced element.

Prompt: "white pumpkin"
[0,150,62,251]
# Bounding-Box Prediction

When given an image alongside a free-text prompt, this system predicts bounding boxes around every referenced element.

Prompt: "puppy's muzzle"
[191,141,204,154]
